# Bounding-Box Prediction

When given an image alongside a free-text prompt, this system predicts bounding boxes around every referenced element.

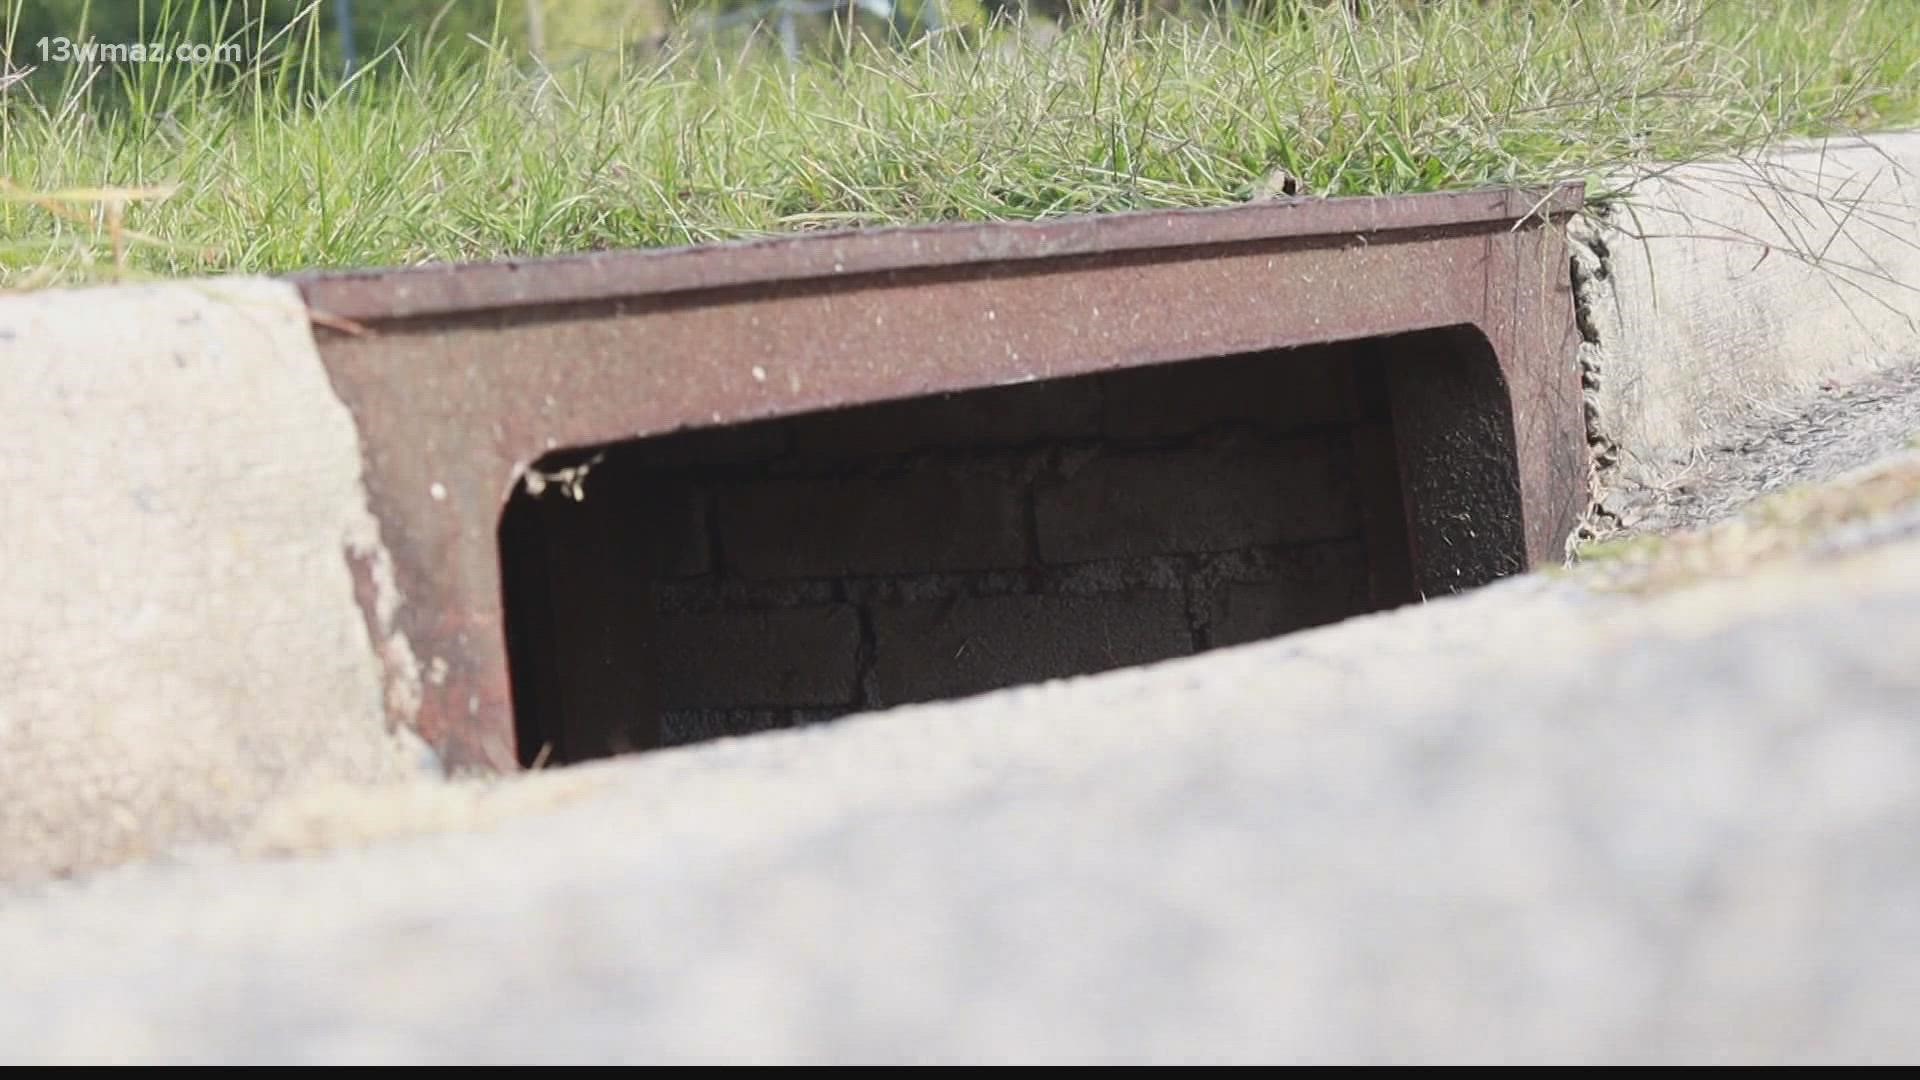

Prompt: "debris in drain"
[522,451,606,502]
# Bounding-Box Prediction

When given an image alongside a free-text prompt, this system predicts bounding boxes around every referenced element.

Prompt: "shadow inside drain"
[497,333,1510,767]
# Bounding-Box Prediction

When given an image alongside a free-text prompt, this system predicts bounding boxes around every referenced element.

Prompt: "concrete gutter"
[5,454,1920,1063]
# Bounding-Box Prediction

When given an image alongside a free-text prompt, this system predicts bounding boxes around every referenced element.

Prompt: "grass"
[1,0,1918,286]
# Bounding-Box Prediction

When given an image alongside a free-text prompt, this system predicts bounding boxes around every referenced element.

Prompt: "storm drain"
[297,185,1587,771]
[500,340,1437,763]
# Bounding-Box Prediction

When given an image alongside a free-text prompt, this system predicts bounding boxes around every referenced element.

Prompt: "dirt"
[1567,358,1920,594]
[1590,360,1920,538]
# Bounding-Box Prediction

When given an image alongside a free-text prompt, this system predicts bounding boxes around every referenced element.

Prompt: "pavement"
[6,446,1920,1064]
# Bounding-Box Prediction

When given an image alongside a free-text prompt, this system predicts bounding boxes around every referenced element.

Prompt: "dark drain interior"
[501,336,1446,766]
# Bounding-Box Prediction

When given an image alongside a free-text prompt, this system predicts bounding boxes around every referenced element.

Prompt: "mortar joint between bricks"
[853,602,881,711]
[1021,466,1044,572]
[1183,555,1214,653]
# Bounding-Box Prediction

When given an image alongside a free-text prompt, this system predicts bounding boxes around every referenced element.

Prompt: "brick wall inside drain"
[553,342,1393,753]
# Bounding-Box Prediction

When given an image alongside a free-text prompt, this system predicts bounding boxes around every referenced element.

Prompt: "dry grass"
[1576,451,1920,595]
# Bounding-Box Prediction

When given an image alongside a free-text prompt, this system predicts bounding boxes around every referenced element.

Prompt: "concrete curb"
[1574,132,1920,500]
[0,279,433,880]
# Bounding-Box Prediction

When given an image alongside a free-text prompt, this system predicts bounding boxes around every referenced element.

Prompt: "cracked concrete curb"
[1572,132,1920,515]
[0,279,436,881]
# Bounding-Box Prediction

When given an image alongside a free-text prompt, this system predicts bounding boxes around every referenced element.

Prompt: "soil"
[1592,360,1920,538]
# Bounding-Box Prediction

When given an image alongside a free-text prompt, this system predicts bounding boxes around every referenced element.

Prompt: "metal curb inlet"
[293,183,1589,771]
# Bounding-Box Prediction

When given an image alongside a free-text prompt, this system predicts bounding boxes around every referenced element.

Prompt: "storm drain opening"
[498,332,1508,767]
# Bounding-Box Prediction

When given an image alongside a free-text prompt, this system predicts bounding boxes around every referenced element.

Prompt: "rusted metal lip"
[293,183,1584,324]
[300,179,1589,774]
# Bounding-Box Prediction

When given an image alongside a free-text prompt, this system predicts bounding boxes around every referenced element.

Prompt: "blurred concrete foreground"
[5,459,1920,1062]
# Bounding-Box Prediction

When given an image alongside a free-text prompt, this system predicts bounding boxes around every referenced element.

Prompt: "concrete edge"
[0,277,434,882]
[1573,131,1920,524]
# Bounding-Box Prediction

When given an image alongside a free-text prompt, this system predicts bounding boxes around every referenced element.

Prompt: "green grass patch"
[3,0,1917,284]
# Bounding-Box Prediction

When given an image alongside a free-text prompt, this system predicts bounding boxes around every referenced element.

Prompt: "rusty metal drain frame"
[294,183,1588,772]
